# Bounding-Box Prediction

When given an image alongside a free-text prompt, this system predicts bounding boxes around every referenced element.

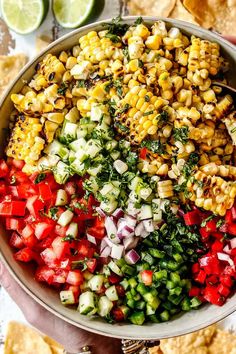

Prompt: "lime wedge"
[53,0,95,28]
[1,0,49,34]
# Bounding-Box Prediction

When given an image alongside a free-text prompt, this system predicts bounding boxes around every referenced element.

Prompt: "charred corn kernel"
[178,49,189,66]
[72,45,81,57]
[46,113,64,124]
[62,70,72,82]
[65,107,79,123]
[157,180,174,198]
[156,164,168,175]
[187,170,236,215]
[44,121,58,143]
[59,51,68,63]
[128,36,144,59]
[171,76,183,93]
[66,56,77,69]
[133,24,150,39]
[202,89,216,103]
[158,72,171,90]
[145,35,161,50]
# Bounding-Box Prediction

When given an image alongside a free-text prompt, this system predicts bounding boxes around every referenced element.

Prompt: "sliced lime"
[53,0,95,28]
[1,0,49,35]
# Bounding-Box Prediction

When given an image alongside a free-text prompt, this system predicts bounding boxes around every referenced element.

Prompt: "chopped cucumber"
[129,311,145,325]
[58,209,74,226]
[60,120,78,142]
[55,189,68,206]
[69,138,86,151]
[79,291,97,315]
[66,222,78,238]
[108,261,123,276]
[88,275,104,292]
[139,204,153,220]
[60,290,76,305]
[54,161,70,184]
[85,139,102,158]
[70,159,85,175]
[44,140,69,160]
[105,285,118,301]
[98,296,113,317]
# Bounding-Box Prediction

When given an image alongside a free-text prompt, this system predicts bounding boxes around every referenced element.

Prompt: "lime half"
[53,0,95,28]
[1,0,49,34]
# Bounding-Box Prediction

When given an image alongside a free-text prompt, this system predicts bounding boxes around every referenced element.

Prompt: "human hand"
[0,261,122,354]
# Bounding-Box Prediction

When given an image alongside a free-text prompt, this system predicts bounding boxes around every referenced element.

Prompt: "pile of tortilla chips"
[4,322,65,354]
[149,324,236,354]
[128,0,236,36]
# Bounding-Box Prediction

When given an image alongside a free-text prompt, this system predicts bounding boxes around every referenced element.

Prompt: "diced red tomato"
[51,236,70,259]
[11,171,28,184]
[218,284,231,297]
[211,240,224,252]
[189,287,201,297]
[199,255,221,275]
[35,222,54,240]
[205,275,219,286]
[54,224,67,237]
[5,217,23,231]
[26,196,44,219]
[112,307,124,322]
[36,236,54,250]
[140,270,153,286]
[0,201,26,216]
[14,247,36,262]
[205,219,217,233]
[87,217,105,240]
[11,159,25,170]
[225,209,233,224]
[52,269,69,284]
[192,262,200,274]
[9,232,24,249]
[86,258,97,273]
[115,285,125,297]
[220,274,233,288]
[139,147,147,160]
[0,181,7,195]
[0,159,9,177]
[227,223,236,236]
[38,182,53,201]
[77,239,93,257]
[184,210,202,226]
[203,286,225,306]
[194,269,206,284]
[40,248,59,268]
[8,186,19,198]
[65,181,77,196]
[67,285,80,301]
[108,273,122,285]
[21,224,37,248]
[16,183,38,199]
[35,266,55,284]
[66,270,83,286]
[231,205,236,222]
[199,227,210,240]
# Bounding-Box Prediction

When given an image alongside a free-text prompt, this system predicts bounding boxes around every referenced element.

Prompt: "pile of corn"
[6,20,236,215]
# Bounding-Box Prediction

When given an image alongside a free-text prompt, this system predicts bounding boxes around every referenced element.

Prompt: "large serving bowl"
[0,17,235,340]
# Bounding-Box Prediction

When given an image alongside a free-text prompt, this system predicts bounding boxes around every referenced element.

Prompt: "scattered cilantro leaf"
[173,126,189,144]
[141,140,166,154]
[34,173,46,184]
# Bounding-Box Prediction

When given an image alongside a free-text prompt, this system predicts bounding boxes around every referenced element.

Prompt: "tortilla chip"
[4,322,52,354]
[183,0,236,35]
[128,0,176,17]
[208,329,236,354]
[36,35,52,54]
[170,0,199,25]
[43,336,66,354]
[0,54,28,98]
[159,325,216,354]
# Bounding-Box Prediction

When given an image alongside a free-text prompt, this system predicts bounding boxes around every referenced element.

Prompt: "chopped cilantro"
[182,153,199,178]
[77,80,85,88]
[173,126,189,144]
[141,139,166,154]
[49,207,58,220]
[105,33,121,43]
[115,122,129,133]
[201,215,215,227]
[62,234,75,242]
[57,82,68,95]
[134,17,143,25]
[145,95,150,102]
[34,173,46,184]
[138,59,144,68]
[74,202,87,211]
[126,151,138,170]
[216,219,225,228]
[143,110,154,116]
[123,47,129,60]
[103,16,129,37]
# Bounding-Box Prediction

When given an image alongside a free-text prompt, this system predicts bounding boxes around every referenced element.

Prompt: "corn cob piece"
[116,86,167,144]
[198,129,228,150]
[213,95,233,120]
[200,163,236,180]
[30,54,66,90]
[6,115,45,166]
[224,111,236,145]
[79,31,121,64]
[187,171,236,215]
[188,37,221,76]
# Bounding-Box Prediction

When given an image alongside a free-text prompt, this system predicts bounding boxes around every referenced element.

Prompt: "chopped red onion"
[96,207,106,217]
[124,214,137,227]
[105,216,117,239]
[140,229,150,238]
[111,244,124,260]
[230,237,236,249]
[135,222,145,236]
[100,238,108,252]
[126,202,140,216]
[104,236,119,248]
[86,233,97,245]
[143,219,154,232]
[217,252,235,267]
[123,236,139,250]
[125,249,140,264]
[112,208,124,219]
[101,246,111,257]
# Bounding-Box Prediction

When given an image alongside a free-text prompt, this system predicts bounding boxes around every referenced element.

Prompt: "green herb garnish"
[173,126,189,144]
[34,173,46,184]
[141,139,166,155]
